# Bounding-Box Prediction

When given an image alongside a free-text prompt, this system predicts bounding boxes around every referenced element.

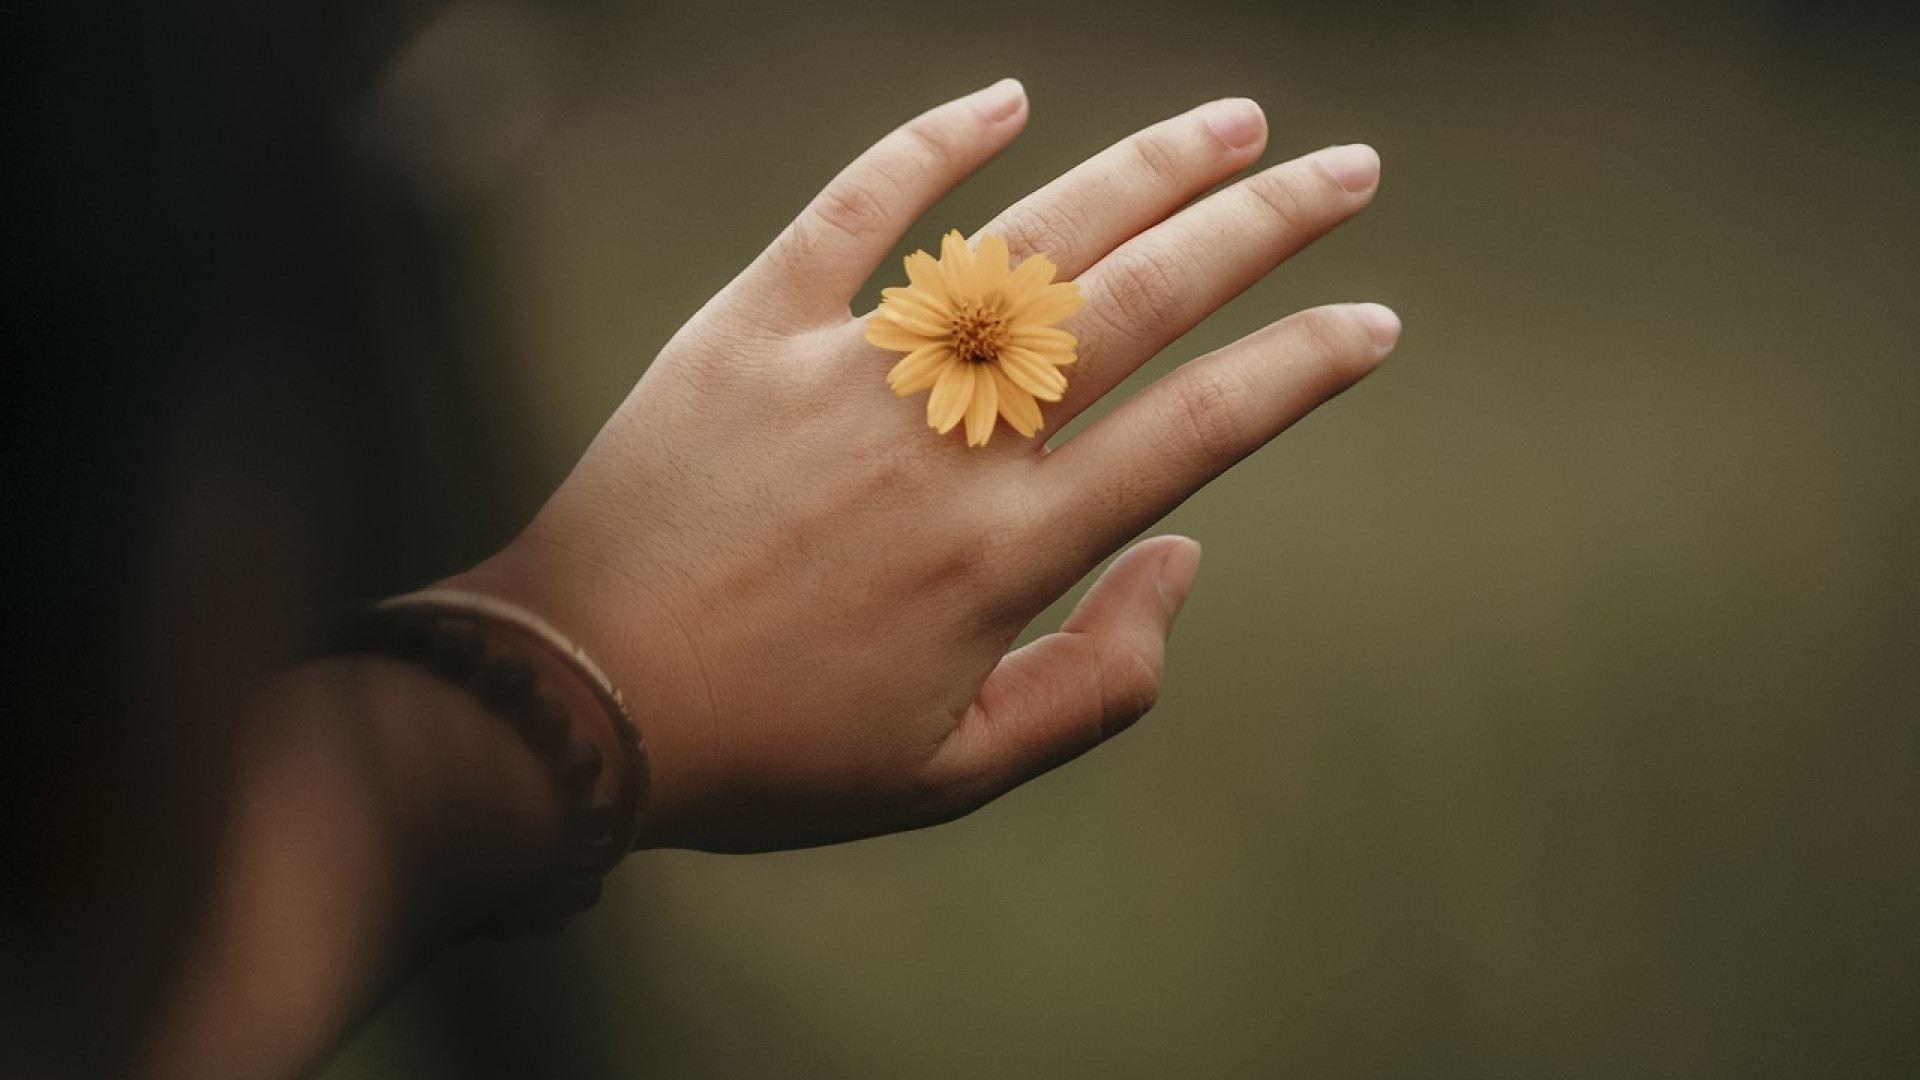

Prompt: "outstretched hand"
[451,78,1399,852]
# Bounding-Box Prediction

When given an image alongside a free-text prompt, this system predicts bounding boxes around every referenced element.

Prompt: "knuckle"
[1241,166,1318,235]
[1164,367,1251,465]
[1100,244,1190,335]
[992,196,1084,266]
[923,511,1022,594]
[786,114,969,258]
[1099,639,1163,724]
[900,116,966,172]
[806,173,896,247]
[1128,132,1188,187]
[1296,307,1364,368]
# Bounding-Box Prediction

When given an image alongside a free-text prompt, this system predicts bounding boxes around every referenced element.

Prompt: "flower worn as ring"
[865,231,1082,447]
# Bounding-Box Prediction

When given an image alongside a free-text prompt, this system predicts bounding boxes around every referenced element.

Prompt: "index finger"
[734,79,1030,326]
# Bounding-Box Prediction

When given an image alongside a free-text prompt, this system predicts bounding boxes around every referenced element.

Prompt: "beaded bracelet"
[322,589,648,936]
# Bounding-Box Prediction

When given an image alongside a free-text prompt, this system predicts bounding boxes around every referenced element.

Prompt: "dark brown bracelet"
[322,590,648,936]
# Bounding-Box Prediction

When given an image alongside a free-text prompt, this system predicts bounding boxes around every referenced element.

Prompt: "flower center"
[949,305,1008,364]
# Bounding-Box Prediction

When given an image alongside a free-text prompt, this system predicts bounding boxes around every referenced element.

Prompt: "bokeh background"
[297,0,1919,1076]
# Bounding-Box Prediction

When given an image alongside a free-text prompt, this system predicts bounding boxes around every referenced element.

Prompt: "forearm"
[136,657,565,1080]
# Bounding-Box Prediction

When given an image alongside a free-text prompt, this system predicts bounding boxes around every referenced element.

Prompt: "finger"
[735,79,1030,325]
[927,536,1202,806]
[1050,143,1383,423]
[1045,303,1400,566]
[974,98,1269,280]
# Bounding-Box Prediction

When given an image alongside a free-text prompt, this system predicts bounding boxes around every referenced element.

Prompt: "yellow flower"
[865,230,1082,447]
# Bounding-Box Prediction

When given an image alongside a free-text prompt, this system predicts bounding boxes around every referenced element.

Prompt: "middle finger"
[1051,141,1383,423]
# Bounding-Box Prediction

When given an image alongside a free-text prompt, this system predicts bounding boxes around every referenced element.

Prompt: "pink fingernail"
[1199,98,1265,150]
[967,78,1026,122]
[1309,143,1381,193]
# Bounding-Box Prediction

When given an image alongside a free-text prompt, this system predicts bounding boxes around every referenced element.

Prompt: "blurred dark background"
[7,0,1918,1077]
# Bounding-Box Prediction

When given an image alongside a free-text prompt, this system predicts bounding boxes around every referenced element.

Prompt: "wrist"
[326,591,651,931]
[438,530,716,851]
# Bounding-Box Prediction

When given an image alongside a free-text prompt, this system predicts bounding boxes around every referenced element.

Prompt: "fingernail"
[1156,538,1204,618]
[1309,143,1380,193]
[967,78,1026,122]
[1199,97,1265,150]
[1351,302,1402,349]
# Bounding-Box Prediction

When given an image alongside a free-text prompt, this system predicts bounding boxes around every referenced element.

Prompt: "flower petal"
[881,284,950,320]
[887,344,955,395]
[997,346,1069,400]
[939,230,975,302]
[1006,280,1084,325]
[1007,324,1077,361]
[964,361,999,446]
[998,251,1057,312]
[972,232,1011,299]
[878,230,1087,444]
[865,314,941,353]
[903,250,948,301]
[927,362,974,434]
[990,366,1044,437]
[878,289,953,337]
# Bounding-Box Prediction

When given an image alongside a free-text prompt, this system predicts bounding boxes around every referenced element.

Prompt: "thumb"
[931,535,1202,806]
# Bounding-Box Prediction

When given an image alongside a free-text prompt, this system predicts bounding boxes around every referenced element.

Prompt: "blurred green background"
[321,1,1919,1076]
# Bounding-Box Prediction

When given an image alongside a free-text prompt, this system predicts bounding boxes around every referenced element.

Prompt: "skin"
[449,79,1399,852]
[139,80,1398,1078]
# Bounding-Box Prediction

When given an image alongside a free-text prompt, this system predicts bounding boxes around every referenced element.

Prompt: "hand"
[450,78,1399,852]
